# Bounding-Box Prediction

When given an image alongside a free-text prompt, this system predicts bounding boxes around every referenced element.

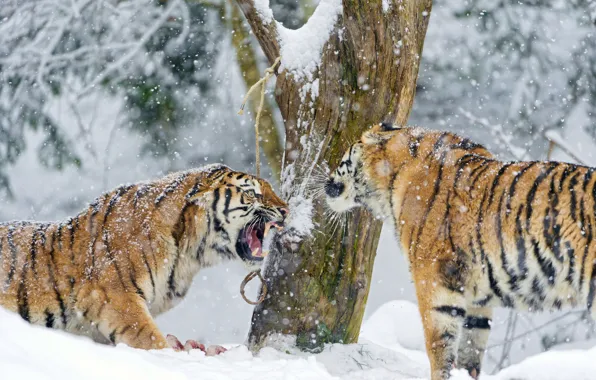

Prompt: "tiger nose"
[325,179,344,198]
[278,207,289,219]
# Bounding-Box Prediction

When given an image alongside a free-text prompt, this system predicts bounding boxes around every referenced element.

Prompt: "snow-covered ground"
[4,297,596,380]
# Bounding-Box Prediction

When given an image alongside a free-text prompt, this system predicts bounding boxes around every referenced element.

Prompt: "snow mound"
[480,347,596,380]
[360,300,426,352]
[0,308,182,380]
[253,0,274,24]
[249,0,342,81]
[313,343,429,379]
[0,306,425,380]
[3,300,596,380]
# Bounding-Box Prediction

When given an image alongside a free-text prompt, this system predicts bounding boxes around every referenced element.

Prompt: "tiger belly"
[146,249,203,317]
[470,245,585,312]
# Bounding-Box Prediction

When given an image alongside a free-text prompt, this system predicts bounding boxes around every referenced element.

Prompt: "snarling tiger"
[0,164,288,352]
[325,123,596,380]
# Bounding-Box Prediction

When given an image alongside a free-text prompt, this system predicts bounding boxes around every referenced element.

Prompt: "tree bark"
[236,0,433,351]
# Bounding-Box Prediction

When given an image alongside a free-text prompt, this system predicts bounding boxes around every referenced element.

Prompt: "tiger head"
[196,167,288,269]
[324,123,413,218]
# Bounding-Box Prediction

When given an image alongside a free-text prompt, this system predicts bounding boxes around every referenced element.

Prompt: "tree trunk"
[236,0,433,351]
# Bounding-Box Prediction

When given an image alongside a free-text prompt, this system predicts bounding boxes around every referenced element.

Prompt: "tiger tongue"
[248,228,262,256]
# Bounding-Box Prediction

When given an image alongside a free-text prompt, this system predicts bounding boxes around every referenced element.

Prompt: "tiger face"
[325,123,409,218]
[324,143,367,212]
[208,171,288,268]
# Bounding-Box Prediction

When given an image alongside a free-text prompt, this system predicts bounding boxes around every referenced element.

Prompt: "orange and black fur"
[0,164,287,350]
[326,123,596,379]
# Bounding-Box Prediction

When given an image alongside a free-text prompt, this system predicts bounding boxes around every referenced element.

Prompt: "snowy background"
[1,0,596,378]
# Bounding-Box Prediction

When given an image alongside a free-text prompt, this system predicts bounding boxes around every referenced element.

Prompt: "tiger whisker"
[326,211,345,241]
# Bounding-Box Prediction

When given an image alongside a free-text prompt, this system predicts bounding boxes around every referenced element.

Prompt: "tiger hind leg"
[457,306,493,379]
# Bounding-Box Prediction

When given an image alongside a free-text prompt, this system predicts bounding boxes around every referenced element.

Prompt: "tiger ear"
[362,122,403,145]
[379,122,401,131]
[185,184,211,205]
[362,130,392,145]
[184,175,223,205]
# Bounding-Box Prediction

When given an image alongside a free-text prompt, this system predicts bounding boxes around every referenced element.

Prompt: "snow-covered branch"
[0,0,208,192]
[78,0,183,97]
[0,0,190,99]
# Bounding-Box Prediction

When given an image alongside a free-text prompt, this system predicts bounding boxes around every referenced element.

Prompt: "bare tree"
[235,0,433,350]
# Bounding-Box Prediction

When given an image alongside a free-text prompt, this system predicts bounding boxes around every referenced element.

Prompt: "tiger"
[325,123,596,380]
[0,164,288,353]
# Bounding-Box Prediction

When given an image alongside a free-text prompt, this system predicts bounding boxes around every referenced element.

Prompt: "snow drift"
[2,300,595,380]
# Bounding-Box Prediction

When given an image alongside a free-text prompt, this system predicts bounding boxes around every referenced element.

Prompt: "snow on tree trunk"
[236,0,433,351]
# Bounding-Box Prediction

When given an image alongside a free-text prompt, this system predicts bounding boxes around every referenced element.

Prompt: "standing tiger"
[325,123,596,380]
[0,164,288,352]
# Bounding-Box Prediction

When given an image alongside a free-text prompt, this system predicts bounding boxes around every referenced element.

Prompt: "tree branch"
[229,2,283,178]
[391,0,433,126]
[76,0,182,98]
[235,0,280,64]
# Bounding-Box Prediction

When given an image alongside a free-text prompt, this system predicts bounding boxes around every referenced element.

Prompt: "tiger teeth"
[264,223,271,238]
[252,248,260,257]
[261,250,269,257]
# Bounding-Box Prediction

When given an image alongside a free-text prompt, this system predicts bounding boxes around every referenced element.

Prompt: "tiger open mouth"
[237,220,283,260]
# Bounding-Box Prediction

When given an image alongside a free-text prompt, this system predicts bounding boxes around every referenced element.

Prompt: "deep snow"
[3,297,596,380]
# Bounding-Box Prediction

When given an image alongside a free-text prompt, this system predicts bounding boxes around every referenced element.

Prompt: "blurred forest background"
[1,0,595,374]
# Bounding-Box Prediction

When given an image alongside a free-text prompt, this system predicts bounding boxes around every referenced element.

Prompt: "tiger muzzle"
[325,179,345,198]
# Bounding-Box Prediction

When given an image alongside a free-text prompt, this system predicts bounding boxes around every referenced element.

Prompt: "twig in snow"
[459,108,529,161]
[543,129,588,165]
[487,311,583,351]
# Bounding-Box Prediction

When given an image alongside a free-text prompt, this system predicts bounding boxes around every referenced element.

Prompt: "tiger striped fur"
[0,164,288,350]
[325,123,596,380]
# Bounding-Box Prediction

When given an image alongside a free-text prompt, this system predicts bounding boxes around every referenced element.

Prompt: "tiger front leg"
[77,287,228,353]
[457,307,493,379]
[413,270,467,380]
[76,289,168,350]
